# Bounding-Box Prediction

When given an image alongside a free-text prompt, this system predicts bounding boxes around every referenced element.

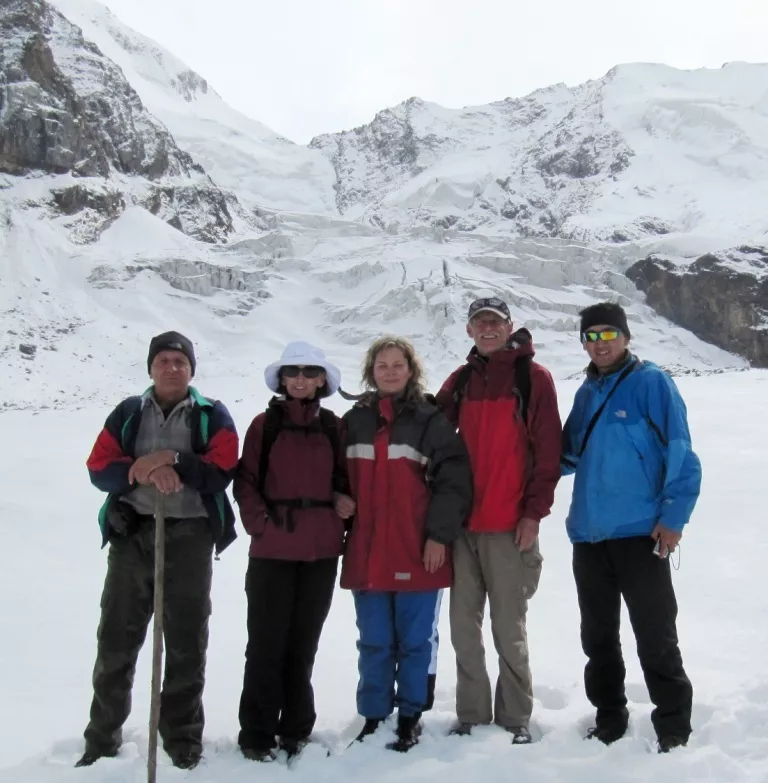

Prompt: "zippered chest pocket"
[599,413,660,498]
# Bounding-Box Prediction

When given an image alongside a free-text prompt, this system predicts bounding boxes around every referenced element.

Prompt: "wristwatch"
[172,451,180,465]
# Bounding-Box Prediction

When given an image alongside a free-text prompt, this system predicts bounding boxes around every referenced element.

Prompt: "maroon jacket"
[233,397,346,561]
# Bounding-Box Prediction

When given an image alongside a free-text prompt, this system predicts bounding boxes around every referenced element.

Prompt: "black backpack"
[450,354,532,424]
[258,404,342,532]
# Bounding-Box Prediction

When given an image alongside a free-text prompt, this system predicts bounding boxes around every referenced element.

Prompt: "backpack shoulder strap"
[514,355,532,424]
[318,408,340,454]
[451,364,474,412]
[578,360,637,457]
[258,405,284,495]
[317,407,343,491]
[198,408,210,446]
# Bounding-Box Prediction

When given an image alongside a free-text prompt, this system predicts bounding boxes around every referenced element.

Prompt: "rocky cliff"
[0,0,195,177]
[627,246,768,367]
[0,0,238,242]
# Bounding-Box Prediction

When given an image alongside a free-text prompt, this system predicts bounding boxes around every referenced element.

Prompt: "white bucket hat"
[264,341,341,397]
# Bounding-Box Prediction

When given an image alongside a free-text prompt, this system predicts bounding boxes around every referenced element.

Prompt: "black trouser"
[238,557,338,752]
[573,536,693,740]
[83,518,213,757]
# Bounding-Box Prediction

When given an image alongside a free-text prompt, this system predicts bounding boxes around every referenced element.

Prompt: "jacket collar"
[141,385,209,408]
[374,391,418,425]
[585,351,636,382]
[466,327,535,370]
[269,394,322,425]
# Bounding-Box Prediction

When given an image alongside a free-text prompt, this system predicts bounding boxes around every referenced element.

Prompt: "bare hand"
[128,450,176,485]
[651,523,682,558]
[149,465,183,494]
[515,517,540,551]
[423,540,446,573]
[333,492,356,519]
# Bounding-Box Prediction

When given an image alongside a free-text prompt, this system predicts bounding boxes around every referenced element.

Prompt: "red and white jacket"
[340,394,473,592]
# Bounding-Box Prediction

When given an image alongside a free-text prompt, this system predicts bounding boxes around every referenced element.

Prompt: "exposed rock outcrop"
[0,0,198,178]
[141,186,235,244]
[0,0,238,244]
[627,246,768,367]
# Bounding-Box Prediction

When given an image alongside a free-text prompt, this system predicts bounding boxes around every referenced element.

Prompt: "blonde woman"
[341,337,472,752]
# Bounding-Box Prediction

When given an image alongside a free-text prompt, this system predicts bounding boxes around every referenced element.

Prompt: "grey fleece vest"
[121,394,207,519]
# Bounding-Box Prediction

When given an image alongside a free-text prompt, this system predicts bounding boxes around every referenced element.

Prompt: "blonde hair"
[361,336,427,402]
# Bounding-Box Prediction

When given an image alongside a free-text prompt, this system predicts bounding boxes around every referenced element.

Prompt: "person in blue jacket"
[561,302,701,755]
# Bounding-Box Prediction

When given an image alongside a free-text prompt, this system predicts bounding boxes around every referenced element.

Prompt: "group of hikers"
[76,297,702,769]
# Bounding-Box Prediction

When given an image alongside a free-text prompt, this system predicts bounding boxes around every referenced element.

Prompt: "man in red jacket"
[436,297,562,744]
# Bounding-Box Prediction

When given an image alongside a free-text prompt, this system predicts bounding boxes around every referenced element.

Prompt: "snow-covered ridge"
[47,0,339,214]
[311,62,768,251]
[0,0,760,412]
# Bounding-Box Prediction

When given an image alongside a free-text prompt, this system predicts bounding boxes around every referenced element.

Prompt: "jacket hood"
[466,327,535,367]
[267,394,322,426]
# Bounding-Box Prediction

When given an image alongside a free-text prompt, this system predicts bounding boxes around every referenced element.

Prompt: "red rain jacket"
[436,332,561,533]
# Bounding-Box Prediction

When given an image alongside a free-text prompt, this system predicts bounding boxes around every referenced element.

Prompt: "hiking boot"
[586,724,627,745]
[386,714,422,753]
[448,721,475,737]
[353,718,384,743]
[241,747,277,762]
[506,726,533,745]
[279,736,309,758]
[657,735,688,754]
[74,747,118,767]
[170,751,201,770]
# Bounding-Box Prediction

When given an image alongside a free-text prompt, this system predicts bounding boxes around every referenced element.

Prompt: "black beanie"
[579,303,631,339]
[147,331,196,376]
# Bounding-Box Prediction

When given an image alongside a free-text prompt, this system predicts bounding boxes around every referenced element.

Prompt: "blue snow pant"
[353,589,443,719]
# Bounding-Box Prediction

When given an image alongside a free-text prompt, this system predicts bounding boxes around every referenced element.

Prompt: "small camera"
[653,540,668,559]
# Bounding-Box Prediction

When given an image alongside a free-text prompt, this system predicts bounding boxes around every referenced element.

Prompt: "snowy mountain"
[2,0,765,414]
[46,0,338,215]
[310,63,768,250]
[3,7,768,783]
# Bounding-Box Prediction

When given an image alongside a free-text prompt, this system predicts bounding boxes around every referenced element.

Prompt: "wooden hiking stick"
[147,492,166,783]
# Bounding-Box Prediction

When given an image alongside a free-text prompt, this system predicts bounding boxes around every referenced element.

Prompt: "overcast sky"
[101,0,767,144]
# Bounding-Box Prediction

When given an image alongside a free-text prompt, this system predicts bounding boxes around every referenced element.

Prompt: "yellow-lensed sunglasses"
[581,329,622,344]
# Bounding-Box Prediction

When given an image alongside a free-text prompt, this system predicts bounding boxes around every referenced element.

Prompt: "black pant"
[238,557,338,752]
[573,536,693,740]
[84,518,213,757]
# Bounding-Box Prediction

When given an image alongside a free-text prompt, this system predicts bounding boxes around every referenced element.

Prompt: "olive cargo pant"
[83,517,213,758]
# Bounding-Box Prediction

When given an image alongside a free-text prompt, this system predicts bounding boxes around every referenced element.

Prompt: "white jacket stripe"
[346,443,428,465]
[388,443,428,465]
[346,444,375,460]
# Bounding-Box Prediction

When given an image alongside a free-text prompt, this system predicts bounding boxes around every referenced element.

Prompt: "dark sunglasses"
[581,328,622,344]
[281,365,325,379]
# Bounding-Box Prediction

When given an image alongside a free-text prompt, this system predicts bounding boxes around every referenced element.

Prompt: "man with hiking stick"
[77,332,239,770]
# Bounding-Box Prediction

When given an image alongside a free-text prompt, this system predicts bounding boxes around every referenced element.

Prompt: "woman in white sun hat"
[233,341,355,763]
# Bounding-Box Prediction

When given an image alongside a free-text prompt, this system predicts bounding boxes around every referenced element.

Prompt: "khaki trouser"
[450,530,543,728]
